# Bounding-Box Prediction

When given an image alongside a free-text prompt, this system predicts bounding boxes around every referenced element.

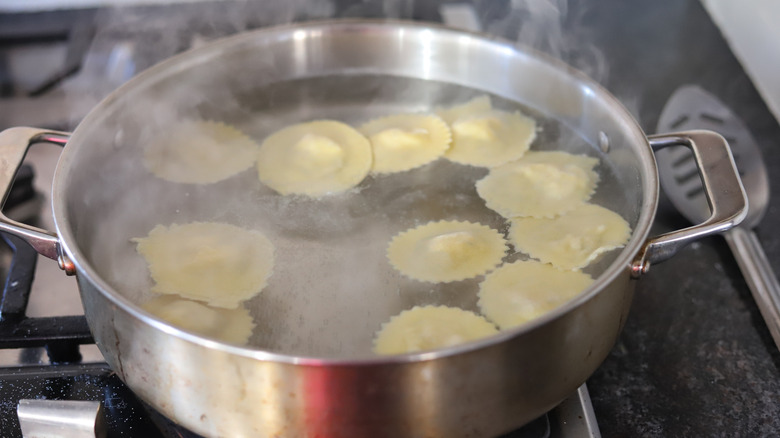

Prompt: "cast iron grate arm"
[0,233,93,363]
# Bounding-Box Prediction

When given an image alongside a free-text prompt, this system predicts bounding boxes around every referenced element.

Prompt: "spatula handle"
[724,227,780,351]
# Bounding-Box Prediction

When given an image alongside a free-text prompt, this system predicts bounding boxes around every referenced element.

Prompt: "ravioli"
[436,96,536,167]
[143,295,255,345]
[435,95,493,125]
[134,222,275,309]
[477,260,594,329]
[143,120,259,184]
[509,203,631,270]
[359,114,451,173]
[476,151,600,218]
[373,305,498,355]
[256,120,372,196]
[387,220,508,282]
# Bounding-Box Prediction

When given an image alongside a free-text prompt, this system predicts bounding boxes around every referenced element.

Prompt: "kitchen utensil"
[656,85,780,350]
[17,399,105,438]
[0,21,746,437]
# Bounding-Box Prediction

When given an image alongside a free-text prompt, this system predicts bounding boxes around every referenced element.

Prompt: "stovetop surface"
[0,363,162,437]
[1,0,779,437]
[582,1,780,436]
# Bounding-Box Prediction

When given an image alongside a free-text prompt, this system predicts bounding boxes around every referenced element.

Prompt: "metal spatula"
[656,85,780,350]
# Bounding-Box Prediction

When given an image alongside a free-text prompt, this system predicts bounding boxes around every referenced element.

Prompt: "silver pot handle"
[0,127,75,274]
[631,130,747,278]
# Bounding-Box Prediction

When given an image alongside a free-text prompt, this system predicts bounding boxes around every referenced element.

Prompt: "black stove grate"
[0,233,93,364]
[0,164,93,364]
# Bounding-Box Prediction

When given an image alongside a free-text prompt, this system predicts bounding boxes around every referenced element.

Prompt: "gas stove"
[1,0,779,437]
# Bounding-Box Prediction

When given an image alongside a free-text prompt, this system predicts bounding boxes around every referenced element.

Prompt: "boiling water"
[83,75,630,358]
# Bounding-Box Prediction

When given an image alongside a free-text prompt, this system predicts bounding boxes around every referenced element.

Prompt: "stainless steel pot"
[0,20,746,437]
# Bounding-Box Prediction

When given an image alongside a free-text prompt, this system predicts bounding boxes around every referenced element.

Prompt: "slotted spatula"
[656,85,780,350]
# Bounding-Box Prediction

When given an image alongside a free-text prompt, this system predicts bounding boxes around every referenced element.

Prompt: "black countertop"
[580,1,780,436]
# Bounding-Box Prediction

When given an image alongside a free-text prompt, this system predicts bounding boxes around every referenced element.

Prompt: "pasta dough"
[134,222,275,309]
[143,120,259,184]
[476,151,600,218]
[478,260,594,329]
[509,203,631,270]
[436,96,536,167]
[256,120,372,196]
[373,305,498,355]
[143,295,255,345]
[359,114,451,173]
[387,220,508,282]
[435,95,492,125]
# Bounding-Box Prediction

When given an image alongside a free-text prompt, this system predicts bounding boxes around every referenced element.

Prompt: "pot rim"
[52,19,658,366]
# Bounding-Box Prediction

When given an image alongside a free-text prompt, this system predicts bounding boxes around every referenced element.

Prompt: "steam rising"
[487,0,608,83]
[62,0,337,127]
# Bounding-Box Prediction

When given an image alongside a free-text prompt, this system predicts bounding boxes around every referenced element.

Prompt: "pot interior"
[56,21,654,358]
